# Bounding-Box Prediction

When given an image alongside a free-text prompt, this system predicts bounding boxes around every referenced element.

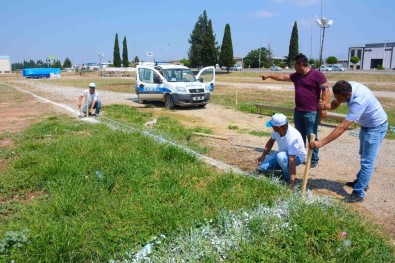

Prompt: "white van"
[135,63,215,109]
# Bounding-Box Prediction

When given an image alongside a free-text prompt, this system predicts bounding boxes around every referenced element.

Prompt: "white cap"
[89,83,96,88]
[266,113,288,127]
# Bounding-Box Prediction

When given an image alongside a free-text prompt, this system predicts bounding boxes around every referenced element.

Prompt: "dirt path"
[1,79,394,241]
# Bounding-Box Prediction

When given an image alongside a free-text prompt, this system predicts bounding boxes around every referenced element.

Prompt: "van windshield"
[163,69,196,82]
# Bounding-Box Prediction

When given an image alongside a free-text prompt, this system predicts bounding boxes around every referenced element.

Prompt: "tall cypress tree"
[287,21,299,66]
[63,57,72,68]
[201,20,217,66]
[113,33,121,67]
[122,36,129,67]
[219,24,234,70]
[188,10,208,67]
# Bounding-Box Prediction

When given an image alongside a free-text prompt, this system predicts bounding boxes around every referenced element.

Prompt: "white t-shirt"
[81,89,99,103]
[271,125,306,162]
[346,81,387,127]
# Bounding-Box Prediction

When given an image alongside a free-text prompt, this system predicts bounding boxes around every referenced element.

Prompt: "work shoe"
[345,179,369,191]
[346,192,364,203]
[310,162,319,169]
[254,168,282,177]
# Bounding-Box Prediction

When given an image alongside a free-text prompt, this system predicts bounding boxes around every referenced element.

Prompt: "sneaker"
[310,162,318,169]
[345,179,369,191]
[254,168,282,177]
[346,192,364,203]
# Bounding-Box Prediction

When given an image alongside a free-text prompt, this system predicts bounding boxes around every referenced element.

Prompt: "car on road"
[319,66,332,72]
[230,64,242,71]
[270,66,282,71]
[332,65,346,71]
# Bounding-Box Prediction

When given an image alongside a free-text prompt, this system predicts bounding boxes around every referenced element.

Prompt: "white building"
[0,55,11,74]
[349,42,395,70]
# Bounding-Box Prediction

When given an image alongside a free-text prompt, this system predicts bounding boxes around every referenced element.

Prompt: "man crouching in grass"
[256,113,306,190]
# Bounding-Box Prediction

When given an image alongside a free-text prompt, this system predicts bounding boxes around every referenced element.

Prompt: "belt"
[361,120,388,130]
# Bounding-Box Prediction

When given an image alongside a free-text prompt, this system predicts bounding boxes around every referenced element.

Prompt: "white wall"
[362,47,393,69]
[0,57,11,74]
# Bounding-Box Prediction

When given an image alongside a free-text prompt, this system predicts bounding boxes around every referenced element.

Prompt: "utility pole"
[259,42,261,69]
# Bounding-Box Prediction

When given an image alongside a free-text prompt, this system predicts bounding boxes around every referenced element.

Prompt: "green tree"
[122,36,129,67]
[180,58,191,67]
[63,57,72,68]
[350,56,360,64]
[133,56,140,64]
[188,10,217,67]
[243,47,270,68]
[326,56,338,64]
[287,21,299,66]
[218,24,234,70]
[201,20,217,66]
[350,56,360,70]
[52,60,62,68]
[308,58,315,65]
[113,33,121,67]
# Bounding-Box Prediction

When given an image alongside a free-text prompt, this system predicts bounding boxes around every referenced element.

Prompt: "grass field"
[0,104,394,261]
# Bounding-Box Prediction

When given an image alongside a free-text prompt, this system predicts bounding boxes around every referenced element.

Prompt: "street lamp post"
[259,42,261,69]
[316,17,333,69]
[98,53,104,77]
[383,39,389,69]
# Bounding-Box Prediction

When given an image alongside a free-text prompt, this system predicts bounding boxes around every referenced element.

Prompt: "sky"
[1,0,394,65]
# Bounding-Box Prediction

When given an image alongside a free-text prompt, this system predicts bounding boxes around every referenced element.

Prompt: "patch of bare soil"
[1,79,394,242]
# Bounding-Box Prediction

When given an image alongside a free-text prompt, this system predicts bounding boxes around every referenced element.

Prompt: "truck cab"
[135,63,215,109]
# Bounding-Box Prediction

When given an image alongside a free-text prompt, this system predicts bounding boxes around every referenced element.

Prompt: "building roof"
[365,42,395,48]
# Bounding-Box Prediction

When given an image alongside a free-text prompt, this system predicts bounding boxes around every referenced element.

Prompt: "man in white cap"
[256,113,306,190]
[78,82,101,117]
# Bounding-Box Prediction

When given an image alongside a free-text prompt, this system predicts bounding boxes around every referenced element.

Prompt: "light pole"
[383,39,389,69]
[316,17,333,68]
[259,41,261,69]
[98,53,104,77]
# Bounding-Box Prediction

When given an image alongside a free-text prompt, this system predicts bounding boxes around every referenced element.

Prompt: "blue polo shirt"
[346,81,387,127]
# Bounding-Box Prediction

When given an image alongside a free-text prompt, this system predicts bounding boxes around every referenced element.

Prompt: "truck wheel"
[165,94,175,109]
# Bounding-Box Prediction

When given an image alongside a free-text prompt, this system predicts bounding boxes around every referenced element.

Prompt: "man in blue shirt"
[309,80,388,202]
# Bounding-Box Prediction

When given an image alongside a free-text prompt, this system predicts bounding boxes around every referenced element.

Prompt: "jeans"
[83,100,101,114]
[353,121,388,198]
[294,110,319,163]
[258,151,303,181]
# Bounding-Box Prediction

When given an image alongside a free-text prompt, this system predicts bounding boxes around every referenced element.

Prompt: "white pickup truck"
[135,63,215,109]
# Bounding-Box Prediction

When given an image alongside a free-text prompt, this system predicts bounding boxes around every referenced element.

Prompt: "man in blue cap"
[78,82,101,117]
[256,113,306,190]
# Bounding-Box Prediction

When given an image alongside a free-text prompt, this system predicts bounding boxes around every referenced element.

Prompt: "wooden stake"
[318,86,327,124]
[301,134,316,197]
[85,90,89,117]
[192,132,228,140]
